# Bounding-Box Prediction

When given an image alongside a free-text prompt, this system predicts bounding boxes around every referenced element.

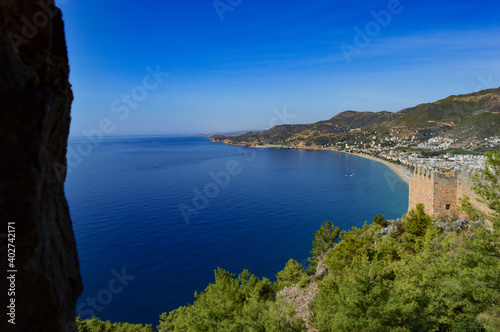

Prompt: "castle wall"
[408,165,494,220]
[432,172,459,219]
[455,168,494,219]
[408,167,435,216]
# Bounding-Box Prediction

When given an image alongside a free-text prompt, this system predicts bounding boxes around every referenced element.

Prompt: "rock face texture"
[0,1,82,331]
[278,282,319,331]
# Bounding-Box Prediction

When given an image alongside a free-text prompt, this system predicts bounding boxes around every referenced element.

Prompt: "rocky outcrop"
[436,219,485,234]
[279,282,318,330]
[0,1,82,331]
[277,260,327,331]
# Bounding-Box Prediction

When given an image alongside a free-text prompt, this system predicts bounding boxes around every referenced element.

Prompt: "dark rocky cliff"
[0,1,82,331]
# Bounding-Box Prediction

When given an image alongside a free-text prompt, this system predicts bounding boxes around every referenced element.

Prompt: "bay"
[65,135,408,326]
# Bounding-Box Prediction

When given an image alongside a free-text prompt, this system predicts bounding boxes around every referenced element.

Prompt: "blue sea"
[65,135,409,326]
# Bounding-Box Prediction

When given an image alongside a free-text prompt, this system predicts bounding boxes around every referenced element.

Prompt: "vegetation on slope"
[312,208,499,331]
[211,87,500,149]
[75,317,153,331]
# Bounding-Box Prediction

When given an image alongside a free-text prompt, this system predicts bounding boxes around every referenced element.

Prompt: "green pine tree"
[308,221,340,270]
[276,259,307,289]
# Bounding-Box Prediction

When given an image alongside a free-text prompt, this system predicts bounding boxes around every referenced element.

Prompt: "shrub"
[276,259,307,289]
[403,203,433,236]
[450,317,486,332]
[76,317,153,332]
[297,275,310,289]
[373,214,389,227]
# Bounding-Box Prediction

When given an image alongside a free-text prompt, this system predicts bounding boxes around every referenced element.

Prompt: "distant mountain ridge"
[211,87,500,150]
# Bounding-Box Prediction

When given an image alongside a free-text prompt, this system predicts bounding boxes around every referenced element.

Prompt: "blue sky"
[60,0,500,136]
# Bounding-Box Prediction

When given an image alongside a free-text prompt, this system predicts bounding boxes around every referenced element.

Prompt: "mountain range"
[211,87,500,151]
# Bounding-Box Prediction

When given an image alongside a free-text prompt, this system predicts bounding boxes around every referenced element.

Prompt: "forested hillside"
[211,88,500,151]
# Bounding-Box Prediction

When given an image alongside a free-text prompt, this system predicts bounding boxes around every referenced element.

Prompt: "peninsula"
[210,87,500,181]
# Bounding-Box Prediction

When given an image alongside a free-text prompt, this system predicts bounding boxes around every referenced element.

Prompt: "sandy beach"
[345,152,412,185]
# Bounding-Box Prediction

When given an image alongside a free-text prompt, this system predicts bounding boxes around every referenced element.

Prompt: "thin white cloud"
[339,28,500,61]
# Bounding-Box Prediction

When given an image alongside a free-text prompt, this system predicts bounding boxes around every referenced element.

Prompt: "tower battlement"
[408,166,486,219]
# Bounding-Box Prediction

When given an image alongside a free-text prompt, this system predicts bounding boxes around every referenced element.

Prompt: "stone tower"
[408,166,490,220]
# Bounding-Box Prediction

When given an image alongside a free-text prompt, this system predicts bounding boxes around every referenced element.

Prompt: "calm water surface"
[65,136,408,325]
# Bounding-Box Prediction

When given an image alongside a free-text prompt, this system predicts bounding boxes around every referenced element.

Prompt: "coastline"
[343,151,411,185]
[211,140,412,185]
